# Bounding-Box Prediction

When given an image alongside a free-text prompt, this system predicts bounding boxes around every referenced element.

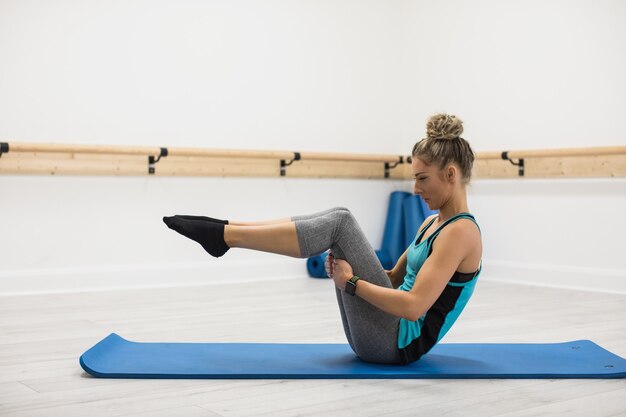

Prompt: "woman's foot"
[174,215,228,225]
[163,216,230,257]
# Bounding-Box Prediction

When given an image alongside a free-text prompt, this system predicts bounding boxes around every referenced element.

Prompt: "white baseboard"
[480,259,626,295]
[0,259,309,296]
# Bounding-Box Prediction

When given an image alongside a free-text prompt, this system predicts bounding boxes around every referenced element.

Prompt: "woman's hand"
[324,251,334,278]
[325,251,354,290]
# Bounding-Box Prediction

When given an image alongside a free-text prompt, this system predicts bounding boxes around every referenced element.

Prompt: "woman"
[163,113,482,365]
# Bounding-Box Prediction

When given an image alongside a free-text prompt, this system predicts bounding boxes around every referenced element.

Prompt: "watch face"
[345,281,356,295]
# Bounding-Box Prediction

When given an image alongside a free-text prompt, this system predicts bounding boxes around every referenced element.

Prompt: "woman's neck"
[437,187,469,223]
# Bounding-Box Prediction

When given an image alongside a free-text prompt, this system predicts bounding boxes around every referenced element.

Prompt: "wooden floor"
[0,277,625,417]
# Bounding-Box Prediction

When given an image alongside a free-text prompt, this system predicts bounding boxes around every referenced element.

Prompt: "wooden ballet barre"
[2,142,404,162]
[1,141,624,178]
[475,146,626,177]
[5,142,159,156]
[477,145,626,160]
[5,142,295,159]
[0,141,408,177]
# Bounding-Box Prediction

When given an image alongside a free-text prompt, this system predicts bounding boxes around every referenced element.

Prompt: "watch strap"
[345,275,360,296]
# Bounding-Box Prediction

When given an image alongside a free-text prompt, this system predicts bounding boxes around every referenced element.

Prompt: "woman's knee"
[332,206,350,213]
[335,208,359,231]
[329,209,355,240]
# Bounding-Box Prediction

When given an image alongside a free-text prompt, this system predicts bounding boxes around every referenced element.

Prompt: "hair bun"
[426,113,464,140]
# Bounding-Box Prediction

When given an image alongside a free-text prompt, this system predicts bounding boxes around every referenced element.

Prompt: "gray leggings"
[291,207,403,365]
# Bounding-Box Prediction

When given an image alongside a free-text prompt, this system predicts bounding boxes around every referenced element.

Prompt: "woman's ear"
[446,165,456,182]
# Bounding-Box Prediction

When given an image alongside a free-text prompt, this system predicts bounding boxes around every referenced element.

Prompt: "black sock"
[174,215,228,225]
[163,216,230,257]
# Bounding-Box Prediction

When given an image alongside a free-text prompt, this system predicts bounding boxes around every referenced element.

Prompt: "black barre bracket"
[148,147,169,175]
[280,152,301,176]
[384,156,405,178]
[501,151,525,176]
[0,142,8,158]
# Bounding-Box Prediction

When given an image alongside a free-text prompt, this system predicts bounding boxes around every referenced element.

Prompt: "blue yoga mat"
[403,194,423,248]
[80,333,626,379]
[380,191,408,266]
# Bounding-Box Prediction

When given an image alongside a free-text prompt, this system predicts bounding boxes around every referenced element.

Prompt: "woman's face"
[411,157,451,210]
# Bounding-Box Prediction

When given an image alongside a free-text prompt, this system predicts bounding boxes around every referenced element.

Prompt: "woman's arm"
[333,222,473,321]
[352,280,419,320]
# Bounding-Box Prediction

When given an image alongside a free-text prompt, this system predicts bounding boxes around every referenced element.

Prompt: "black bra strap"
[425,213,476,246]
[415,216,438,245]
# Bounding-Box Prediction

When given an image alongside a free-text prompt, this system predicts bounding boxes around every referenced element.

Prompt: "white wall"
[399,0,626,293]
[0,0,414,294]
[1,0,625,295]
[0,0,410,153]
[0,175,410,294]
[400,0,626,149]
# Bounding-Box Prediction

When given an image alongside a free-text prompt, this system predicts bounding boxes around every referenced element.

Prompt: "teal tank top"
[396,212,482,364]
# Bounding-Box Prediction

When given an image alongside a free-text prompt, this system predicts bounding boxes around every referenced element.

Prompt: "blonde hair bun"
[426,113,464,140]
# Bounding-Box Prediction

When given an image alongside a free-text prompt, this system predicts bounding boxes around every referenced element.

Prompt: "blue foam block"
[307,250,394,278]
[306,252,329,278]
[80,333,626,379]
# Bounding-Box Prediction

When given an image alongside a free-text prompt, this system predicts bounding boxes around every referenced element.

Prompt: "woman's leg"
[230,206,401,363]
[229,206,349,226]
[292,209,403,364]
[228,217,291,226]
[165,207,351,258]
[284,207,357,351]
[223,207,350,257]
[224,223,301,258]
[233,207,357,352]
[165,206,401,363]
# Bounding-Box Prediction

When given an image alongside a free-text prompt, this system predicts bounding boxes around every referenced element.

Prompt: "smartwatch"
[345,275,360,296]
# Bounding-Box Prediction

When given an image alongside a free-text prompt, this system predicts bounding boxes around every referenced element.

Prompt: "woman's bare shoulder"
[445,217,481,240]
[418,214,438,233]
